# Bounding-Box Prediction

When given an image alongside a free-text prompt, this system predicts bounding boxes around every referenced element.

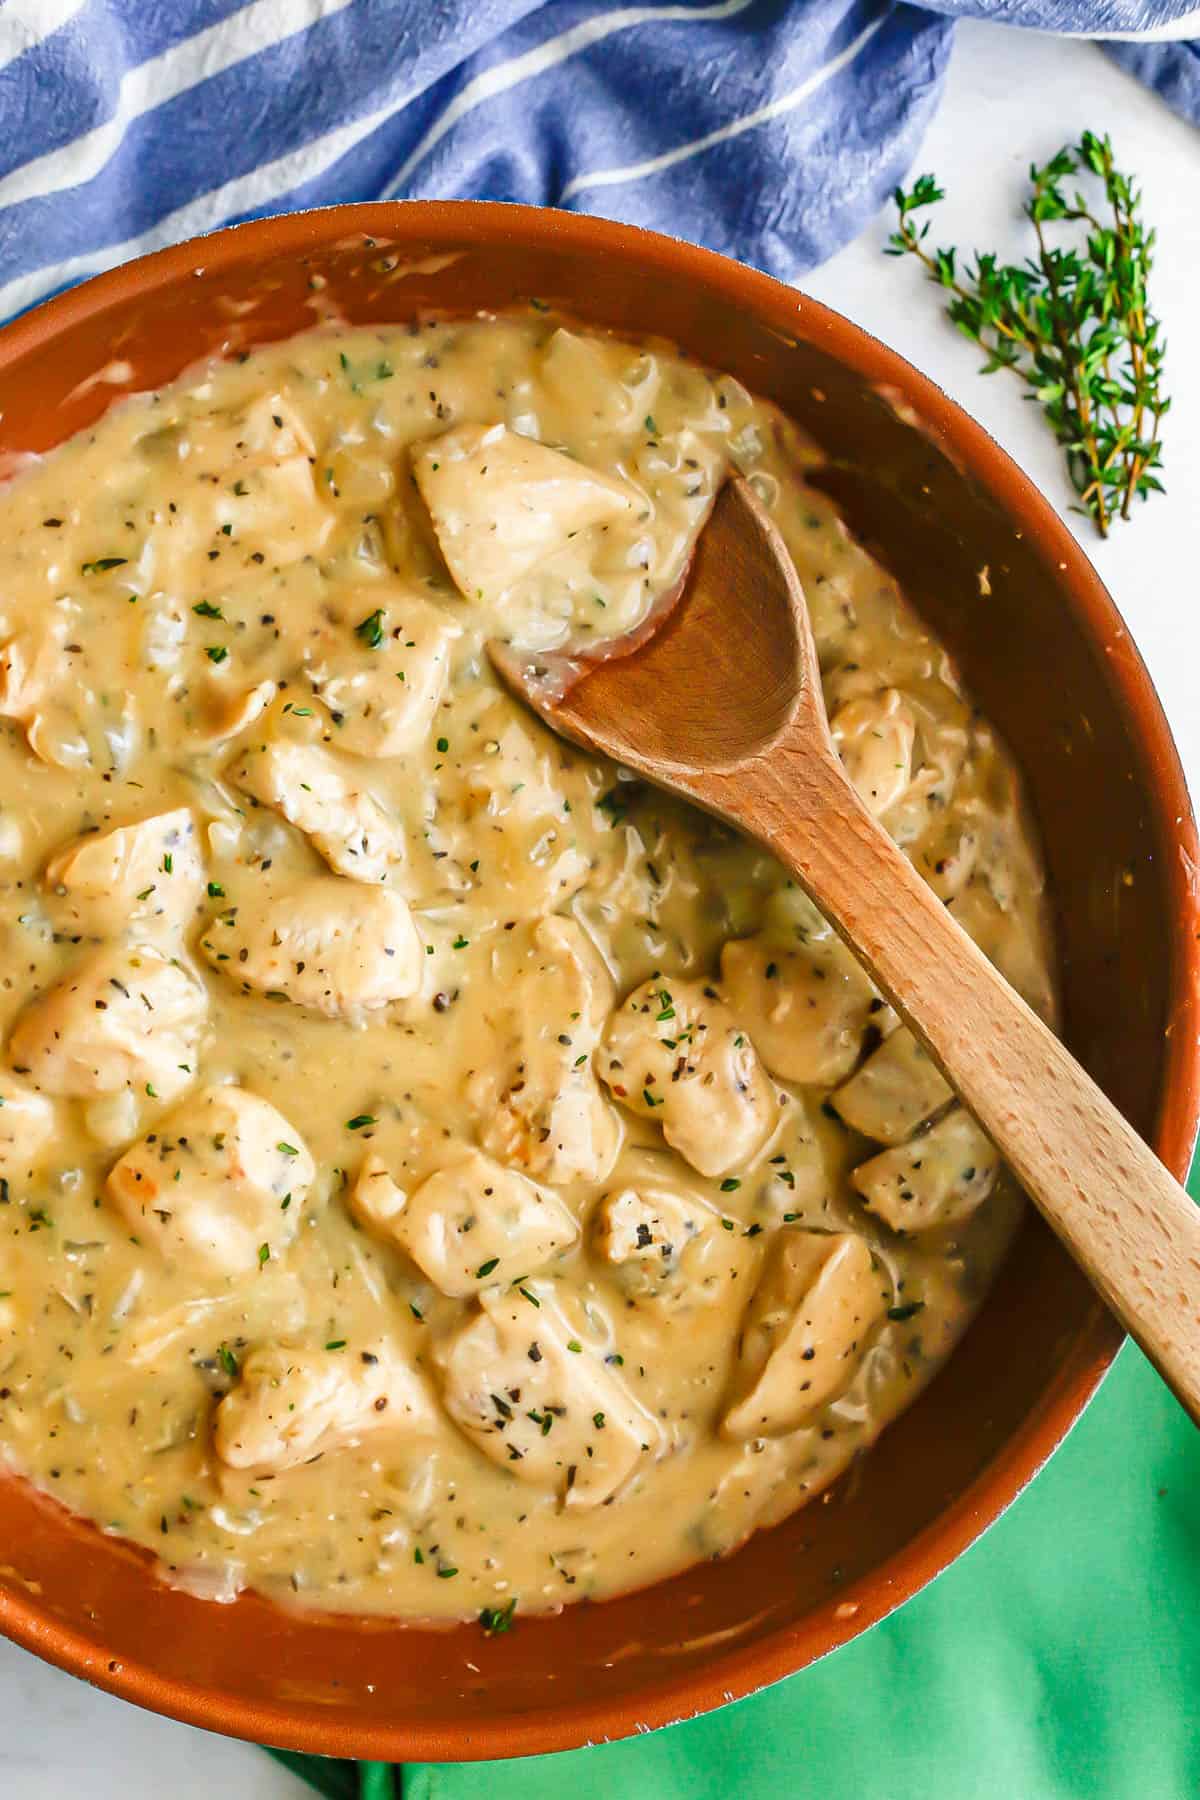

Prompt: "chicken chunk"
[830,688,917,820]
[539,328,640,431]
[830,1027,952,1146]
[199,877,423,1017]
[191,678,277,749]
[146,394,333,581]
[598,977,777,1179]
[349,1153,409,1233]
[81,1089,141,1151]
[914,811,980,904]
[450,706,590,915]
[592,1184,708,1270]
[0,611,68,724]
[852,1105,1000,1234]
[412,422,639,604]
[438,1287,660,1507]
[467,916,621,1184]
[722,1232,890,1439]
[0,608,85,769]
[214,1339,436,1474]
[949,879,1057,1025]
[8,944,207,1101]
[719,934,877,1086]
[43,808,205,940]
[849,680,969,854]
[302,587,455,757]
[0,1075,55,1179]
[351,1147,577,1297]
[593,1164,748,1310]
[106,1085,314,1275]
[231,741,405,885]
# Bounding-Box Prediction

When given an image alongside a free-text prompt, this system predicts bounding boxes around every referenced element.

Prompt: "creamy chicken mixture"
[0,314,1055,1622]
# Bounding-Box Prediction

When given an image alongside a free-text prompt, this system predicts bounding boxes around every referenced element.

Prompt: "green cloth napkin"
[273,1149,1200,1800]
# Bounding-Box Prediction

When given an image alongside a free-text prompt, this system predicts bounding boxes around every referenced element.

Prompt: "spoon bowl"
[491,478,809,773]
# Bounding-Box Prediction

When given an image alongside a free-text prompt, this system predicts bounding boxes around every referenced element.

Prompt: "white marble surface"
[1,17,1198,1795]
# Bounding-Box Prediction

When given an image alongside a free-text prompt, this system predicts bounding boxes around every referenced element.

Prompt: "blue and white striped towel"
[0,0,1196,325]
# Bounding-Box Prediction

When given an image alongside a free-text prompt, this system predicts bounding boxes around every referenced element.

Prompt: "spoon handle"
[743,746,1200,1424]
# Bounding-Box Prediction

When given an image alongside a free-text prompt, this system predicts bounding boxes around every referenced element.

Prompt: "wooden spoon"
[491,475,1200,1424]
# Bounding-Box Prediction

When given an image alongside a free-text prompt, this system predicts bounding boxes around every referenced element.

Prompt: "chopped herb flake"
[354,608,386,649]
[479,1598,517,1636]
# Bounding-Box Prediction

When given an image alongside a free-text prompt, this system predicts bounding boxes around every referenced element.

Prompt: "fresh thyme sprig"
[886,132,1168,537]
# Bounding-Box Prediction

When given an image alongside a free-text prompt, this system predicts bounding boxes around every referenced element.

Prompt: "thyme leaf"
[886,133,1168,537]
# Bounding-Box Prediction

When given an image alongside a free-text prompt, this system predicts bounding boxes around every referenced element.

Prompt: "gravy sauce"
[0,314,1055,1619]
